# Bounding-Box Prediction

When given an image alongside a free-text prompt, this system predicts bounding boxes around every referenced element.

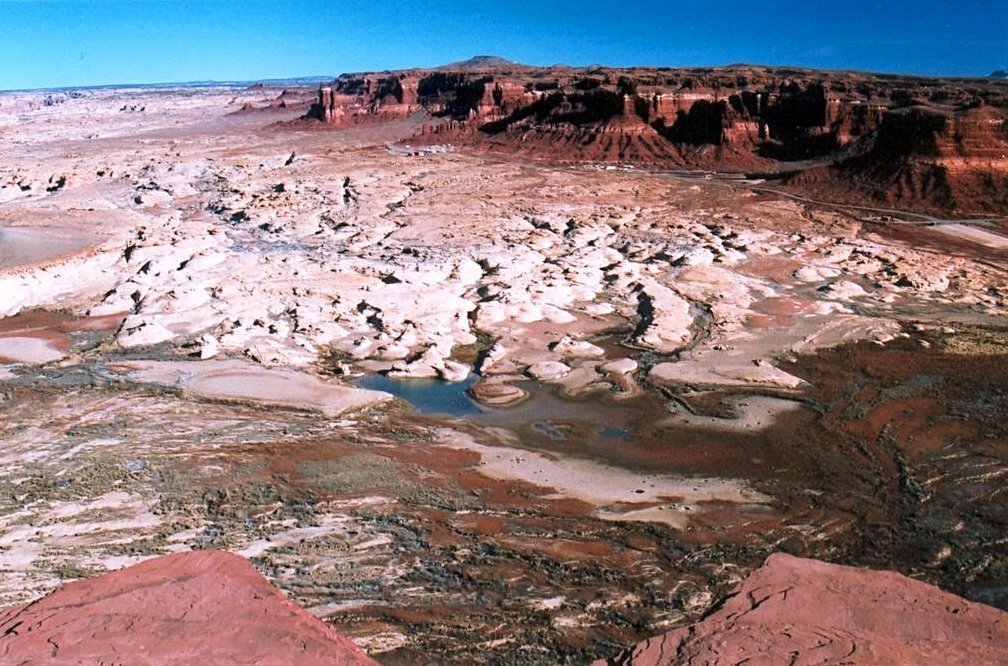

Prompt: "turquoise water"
[353,372,811,476]
[355,373,485,417]
[354,373,651,452]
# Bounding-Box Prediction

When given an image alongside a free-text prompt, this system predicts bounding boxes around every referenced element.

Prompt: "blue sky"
[0,0,1004,89]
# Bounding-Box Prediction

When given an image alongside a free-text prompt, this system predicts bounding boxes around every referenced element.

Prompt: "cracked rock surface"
[593,552,1008,665]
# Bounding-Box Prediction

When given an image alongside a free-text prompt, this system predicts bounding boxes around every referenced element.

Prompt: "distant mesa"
[231,86,318,116]
[991,69,1008,79]
[304,61,1008,216]
[442,54,522,70]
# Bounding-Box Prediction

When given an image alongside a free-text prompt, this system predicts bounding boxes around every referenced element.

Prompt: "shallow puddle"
[354,373,484,417]
[356,372,810,476]
[355,373,656,447]
[471,380,669,461]
[0,226,97,270]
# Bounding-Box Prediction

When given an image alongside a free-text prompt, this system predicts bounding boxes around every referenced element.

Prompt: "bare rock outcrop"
[0,550,376,665]
[821,104,1008,214]
[305,60,1008,214]
[594,553,1008,665]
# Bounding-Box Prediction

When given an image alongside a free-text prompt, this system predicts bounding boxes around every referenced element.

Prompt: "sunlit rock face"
[0,550,377,665]
[593,553,1008,666]
[309,62,1008,215]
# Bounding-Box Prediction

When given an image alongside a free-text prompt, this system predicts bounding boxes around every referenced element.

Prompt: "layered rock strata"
[308,62,1008,214]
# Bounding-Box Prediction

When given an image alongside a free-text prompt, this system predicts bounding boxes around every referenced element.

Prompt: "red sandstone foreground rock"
[0,550,376,665]
[593,553,1008,665]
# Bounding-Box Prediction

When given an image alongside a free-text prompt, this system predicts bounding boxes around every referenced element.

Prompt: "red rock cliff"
[304,62,1008,214]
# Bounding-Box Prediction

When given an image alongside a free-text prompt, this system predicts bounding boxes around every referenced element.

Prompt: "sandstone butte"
[592,553,1008,666]
[306,61,1008,216]
[0,550,376,665]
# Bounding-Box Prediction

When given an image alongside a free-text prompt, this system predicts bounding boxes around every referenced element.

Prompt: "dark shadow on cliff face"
[304,64,1008,214]
[873,106,949,156]
[652,99,729,146]
[830,107,955,209]
[479,92,564,134]
[418,73,490,119]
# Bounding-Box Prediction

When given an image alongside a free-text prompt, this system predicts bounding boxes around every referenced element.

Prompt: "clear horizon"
[0,0,1004,91]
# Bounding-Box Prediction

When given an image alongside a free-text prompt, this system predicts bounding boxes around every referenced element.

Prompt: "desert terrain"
[0,64,1006,663]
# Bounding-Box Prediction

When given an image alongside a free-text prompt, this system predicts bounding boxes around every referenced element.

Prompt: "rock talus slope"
[0,550,376,665]
[593,553,1008,665]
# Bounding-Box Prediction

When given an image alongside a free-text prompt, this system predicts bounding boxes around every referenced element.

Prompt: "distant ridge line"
[1,75,333,94]
[440,55,522,70]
